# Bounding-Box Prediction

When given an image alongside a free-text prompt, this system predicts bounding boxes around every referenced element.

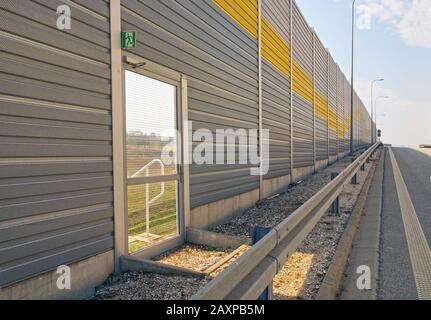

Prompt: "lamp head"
[373,78,385,83]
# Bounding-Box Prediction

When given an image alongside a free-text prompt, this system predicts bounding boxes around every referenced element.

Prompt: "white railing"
[132,159,165,235]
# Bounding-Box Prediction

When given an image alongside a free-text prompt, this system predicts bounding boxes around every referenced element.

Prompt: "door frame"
[113,51,190,266]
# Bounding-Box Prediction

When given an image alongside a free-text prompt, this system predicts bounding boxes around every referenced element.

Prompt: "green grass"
[129,241,148,253]
[128,199,177,236]
[126,142,178,252]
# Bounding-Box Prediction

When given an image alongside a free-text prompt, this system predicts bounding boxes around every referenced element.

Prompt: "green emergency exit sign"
[122,31,136,49]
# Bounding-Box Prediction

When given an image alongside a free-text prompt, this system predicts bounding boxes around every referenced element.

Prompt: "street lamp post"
[350,0,357,155]
[375,95,389,140]
[371,79,385,143]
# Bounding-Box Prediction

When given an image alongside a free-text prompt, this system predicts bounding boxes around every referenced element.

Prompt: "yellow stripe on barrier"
[213,0,369,137]
[213,0,258,37]
[344,117,350,138]
[338,122,345,138]
[262,17,291,76]
[315,92,328,120]
[292,62,313,104]
[328,108,338,130]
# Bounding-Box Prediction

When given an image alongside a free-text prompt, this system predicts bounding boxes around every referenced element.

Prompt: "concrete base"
[0,251,114,300]
[190,189,260,230]
[190,160,344,231]
[187,227,248,249]
[315,159,329,171]
[329,155,338,165]
[190,164,327,231]
[262,174,291,199]
[120,256,205,277]
[292,165,315,182]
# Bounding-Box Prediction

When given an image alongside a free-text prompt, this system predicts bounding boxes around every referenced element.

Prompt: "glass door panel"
[127,181,179,253]
[125,70,180,254]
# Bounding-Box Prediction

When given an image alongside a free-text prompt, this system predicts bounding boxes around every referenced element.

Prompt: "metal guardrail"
[191,143,381,300]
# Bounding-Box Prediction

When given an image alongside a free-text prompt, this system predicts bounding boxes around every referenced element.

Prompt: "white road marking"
[389,148,431,300]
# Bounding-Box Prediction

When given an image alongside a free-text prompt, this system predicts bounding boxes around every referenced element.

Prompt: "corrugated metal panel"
[336,66,344,155]
[313,34,328,161]
[328,54,338,156]
[354,92,359,149]
[365,103,371,145]
[364,103,369,145]
[262,0,291,179]
[354,93,357,148]
[292,1,313,168]
[360,101,363,146]
[360,101,368,146]
[344,75,351,153]
[359,102,363,146]
[359,97,362,147]
[121,0,259,209]
[357,93,360,149]
[262,0,291,77]
[0,0,376,290]
[188,79,259,207]
[0,0,113,288]
[213,0,259,38]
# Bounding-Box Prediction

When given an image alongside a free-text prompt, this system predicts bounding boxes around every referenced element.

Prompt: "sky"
[125,70,176,137]
[296,0,431,147]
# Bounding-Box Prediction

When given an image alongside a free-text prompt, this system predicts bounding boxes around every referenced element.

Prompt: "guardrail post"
[360,163,365,171]
[330,173,340,214]
[350,158,358,184]
[252,226,273,300]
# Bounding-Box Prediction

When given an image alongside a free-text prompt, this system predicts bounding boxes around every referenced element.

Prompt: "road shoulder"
[316,147,382,300]
[338,148,385,300]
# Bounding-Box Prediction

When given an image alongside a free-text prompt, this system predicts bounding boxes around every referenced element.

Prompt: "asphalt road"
[341,147,431,300]
[379,147,431,300]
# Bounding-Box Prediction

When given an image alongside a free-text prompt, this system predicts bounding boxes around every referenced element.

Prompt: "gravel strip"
[155,244,230,273]
[273,156,374,300]
[209,152,371,300]
[211,157,353,241]
[155,244,250,277]
[92,245,249,300]
[92,272,211,300]
[273,252,314,299]
[92,152,370,301]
